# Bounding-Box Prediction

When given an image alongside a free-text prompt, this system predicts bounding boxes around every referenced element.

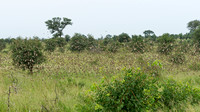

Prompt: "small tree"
[143,30,155,38]
[45,17,72,38]
[11,38,45,74]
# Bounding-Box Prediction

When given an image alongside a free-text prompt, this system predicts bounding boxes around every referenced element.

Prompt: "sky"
[0,0,200,39]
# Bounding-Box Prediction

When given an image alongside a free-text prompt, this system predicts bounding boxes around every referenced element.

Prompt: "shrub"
[91,68,200,111]
[65,34,71,42]
[157,33,175,55]
[10,38,46,74]
[69,33,87,52]
[0,39,6,52]
[129,35,145,53]
[193,27,200,52]
[176,39,191,53]
[93,68,161,111]
[44,38,57,52]
[170,53,186,64]
[107,41,120,53]
[86,34,97,51]
[160,78,200,110]
[118,33,131,43]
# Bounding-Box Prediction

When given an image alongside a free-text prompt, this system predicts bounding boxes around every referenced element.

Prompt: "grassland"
[0,48,200,111]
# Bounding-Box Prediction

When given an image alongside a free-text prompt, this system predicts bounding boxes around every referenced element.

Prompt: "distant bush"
[86,34,97,51]
[0,39,6,52]
[107,41,120,53]
[129,35,145,53]
[118,33,131,43]
[65,35,71,42]
[157,33,175,55]
[170,53,186,64]
[69,33,87,52]
[44,38,57,52]
[10,38,46,74]
[193,27,200,52]
[176,39,191,53]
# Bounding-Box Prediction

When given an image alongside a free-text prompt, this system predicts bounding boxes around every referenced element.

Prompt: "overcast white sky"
[0,0,200,38]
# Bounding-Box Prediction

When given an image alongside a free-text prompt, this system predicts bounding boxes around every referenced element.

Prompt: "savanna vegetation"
[0,18,200,111]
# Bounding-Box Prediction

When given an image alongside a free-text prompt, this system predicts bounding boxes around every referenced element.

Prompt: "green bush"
[160,78,200,110]
[44,38,57,52]
[86,34,97,51]
[69,33,88,52]
[170,53,186,64]
[0,39,6,52]
[93,68,161,111]
[10,38,46,74]
[90,68,200,111]
[129,35,145,53]
[157,33,175,55]
[107,41,120,53]
[118,33,131,43]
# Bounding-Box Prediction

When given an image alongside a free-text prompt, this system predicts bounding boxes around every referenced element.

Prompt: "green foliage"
[129,35,145,53]
[86,34,97,51]
[160,78,200,110]
[157,33,175,55]
[118,33,130,43]
[176,39,191,53]
[69,33,88,52]
[91,68,200,111]
[10,38,46,74]
[107,41,120,53]
[170,53,186,64]
[189,62,200,71]
[44,38,57,52]
[187,20,200,32]
[193,27,200,51]
[0,39,6,52]
[45,17,72,38]
[93,68,161,112]
[143,30,155,38]
[65,34,71,42]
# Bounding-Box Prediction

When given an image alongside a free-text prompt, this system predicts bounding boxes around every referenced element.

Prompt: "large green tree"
[45,17,72,38]
[187,20,200,32]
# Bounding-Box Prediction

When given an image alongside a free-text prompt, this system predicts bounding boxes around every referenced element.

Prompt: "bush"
[107,41,120,53]
[93,68,161,112]
[65,35,71,42]
[69,33,87,52]
[170,53,186,64]
[118,33,131,43]
[157,33,175,55]
[0,39,6,52]
[44,38,57,52]
[86,34,97,51]
[10,38,46,74]
[90,68,200,111]
[160,78,200,110]
[193,27,200,52]
[129,35,145,53]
